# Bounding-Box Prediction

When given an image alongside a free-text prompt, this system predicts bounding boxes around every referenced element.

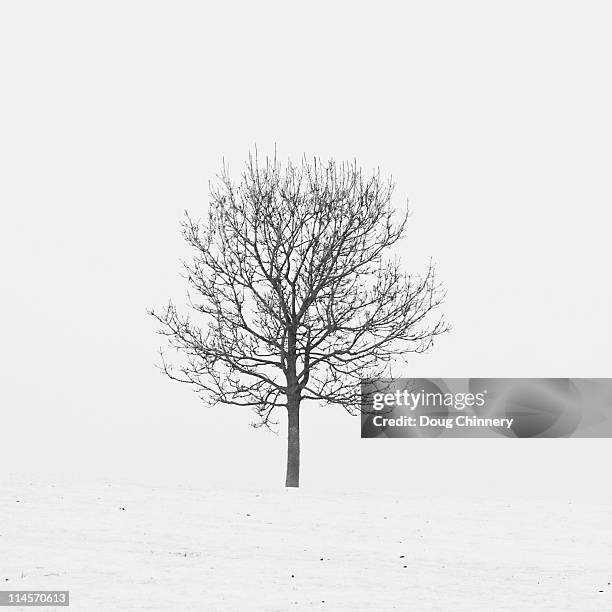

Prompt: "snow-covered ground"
[1,480,610,611]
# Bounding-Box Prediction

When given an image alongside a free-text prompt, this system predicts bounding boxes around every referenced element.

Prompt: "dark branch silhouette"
[150,152,449,486]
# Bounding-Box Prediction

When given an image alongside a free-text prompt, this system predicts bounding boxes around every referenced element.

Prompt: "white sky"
[1,1,610,498]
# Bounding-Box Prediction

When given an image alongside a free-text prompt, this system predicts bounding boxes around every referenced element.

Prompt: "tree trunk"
[285,399,300,487]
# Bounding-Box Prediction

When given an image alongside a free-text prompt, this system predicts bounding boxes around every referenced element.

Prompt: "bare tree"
[150,152,448,487]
